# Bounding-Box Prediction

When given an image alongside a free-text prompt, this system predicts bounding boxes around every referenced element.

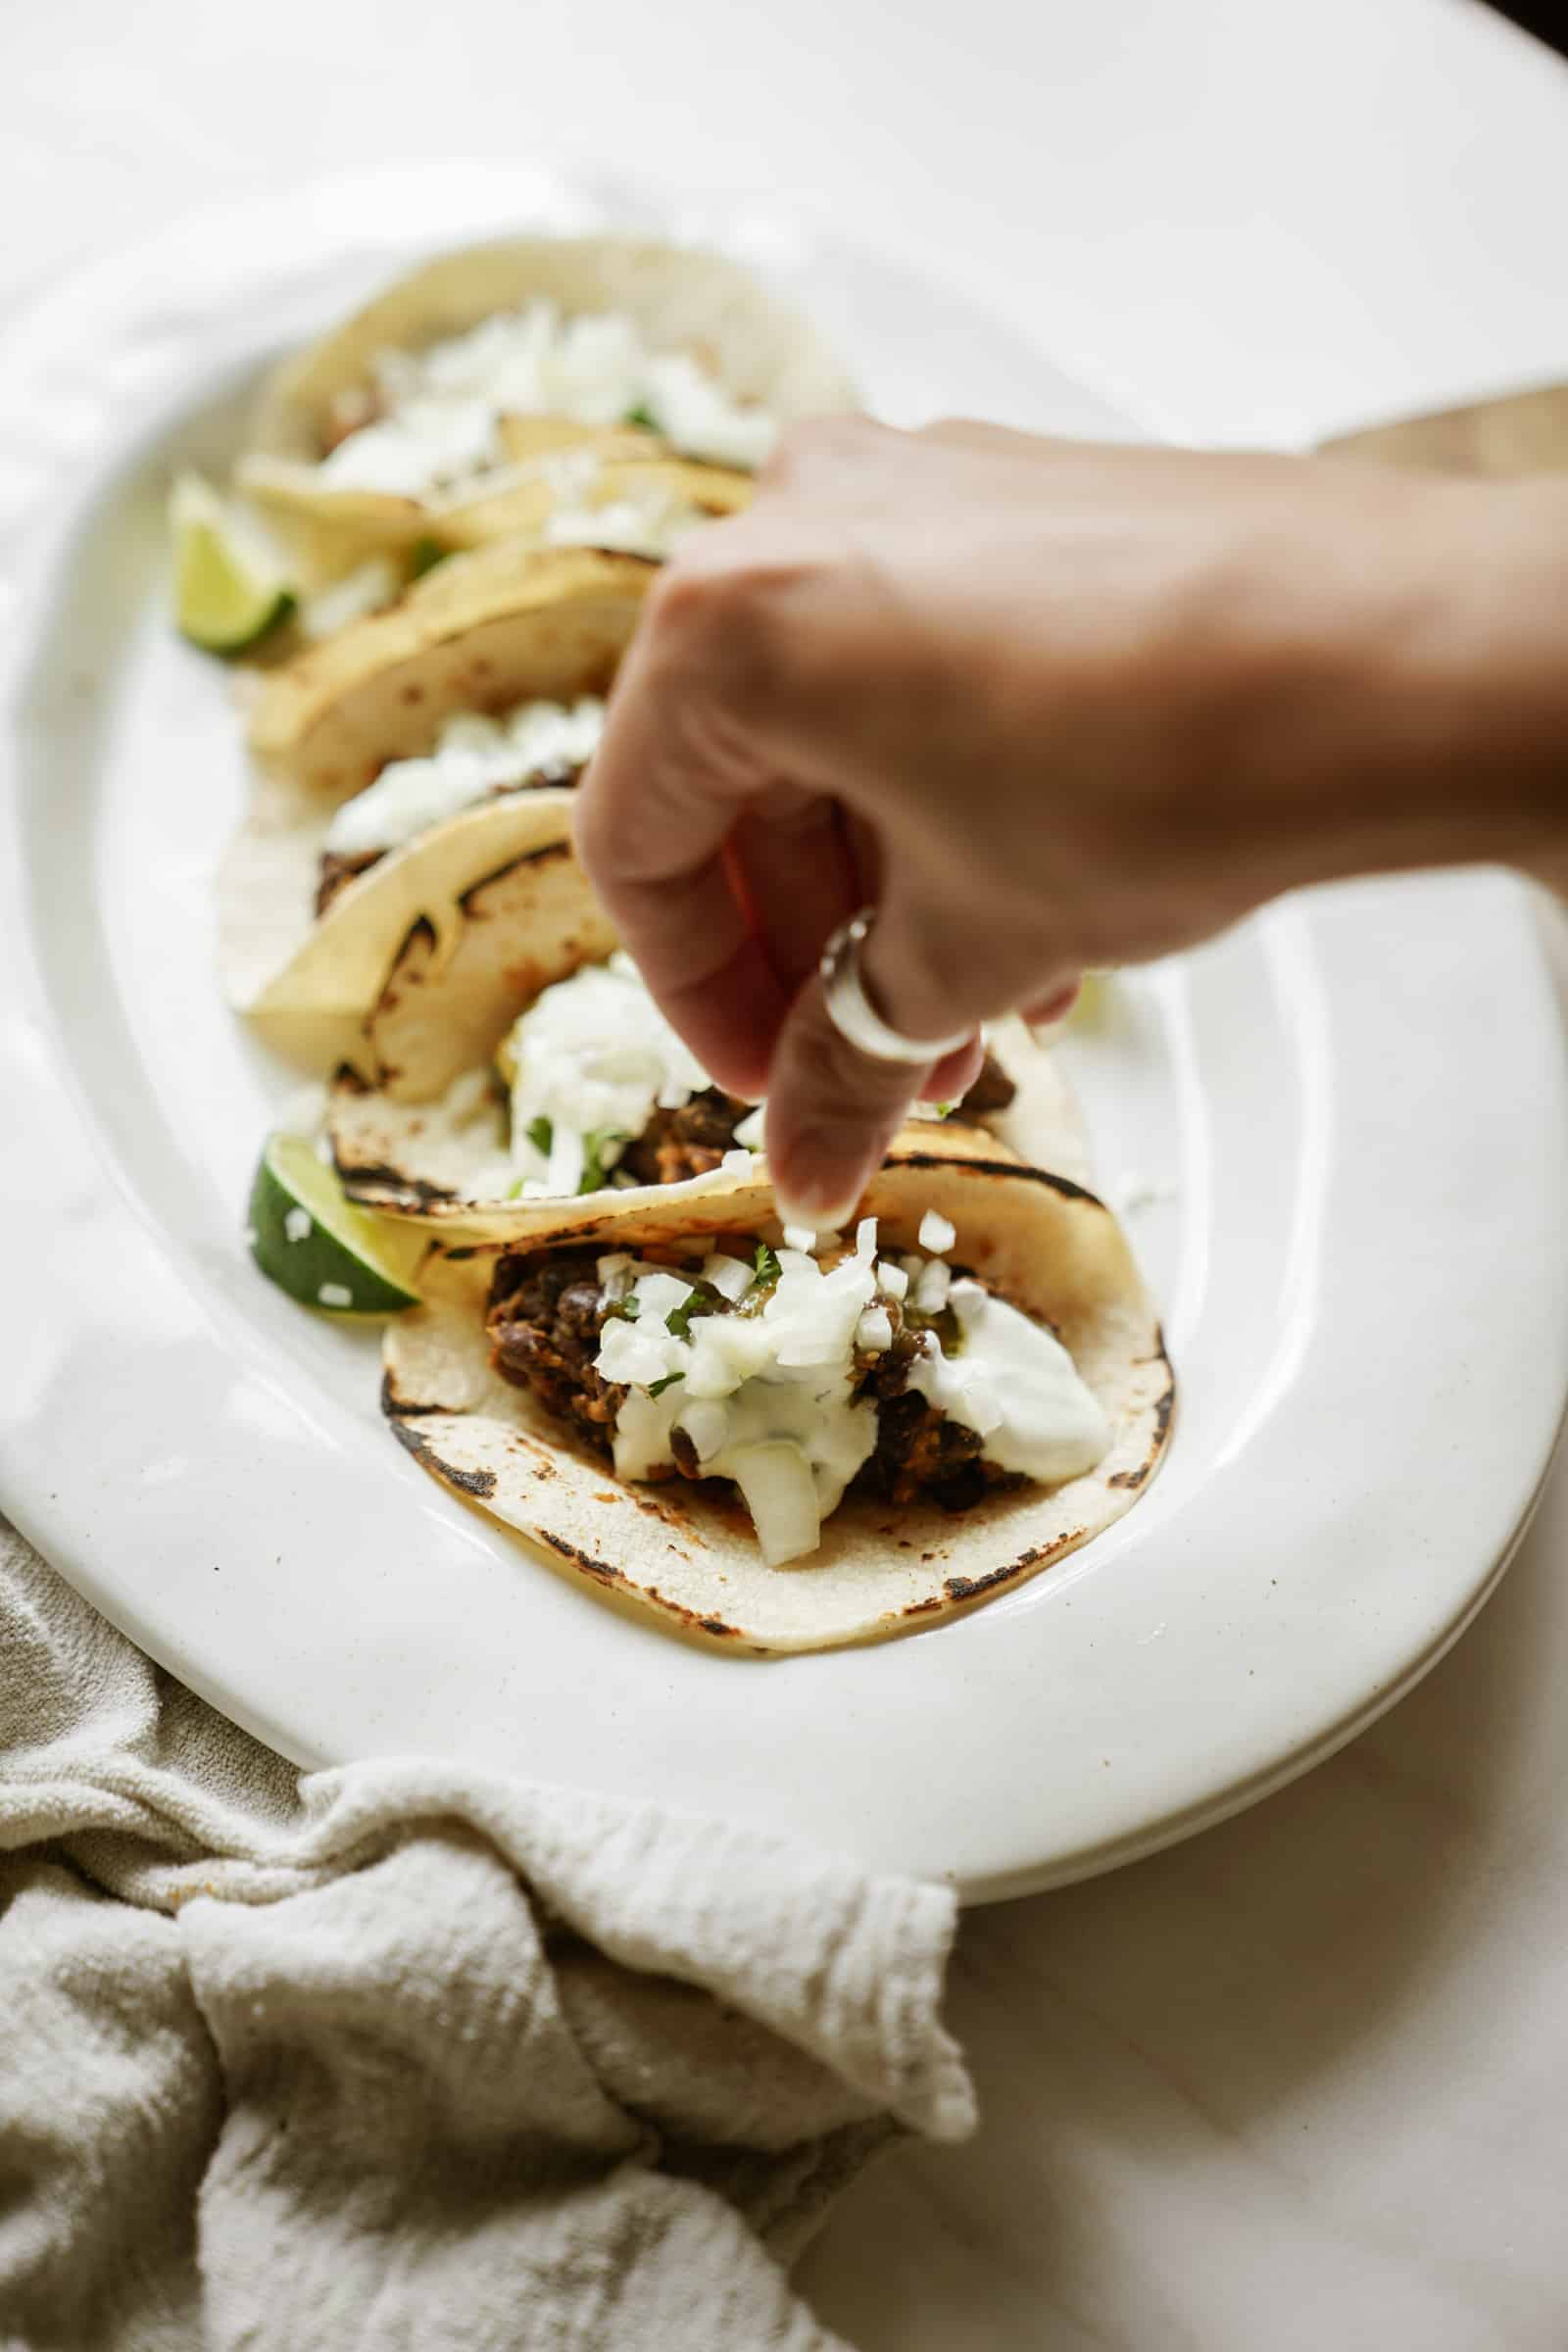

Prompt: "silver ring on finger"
[818,907,973,1066]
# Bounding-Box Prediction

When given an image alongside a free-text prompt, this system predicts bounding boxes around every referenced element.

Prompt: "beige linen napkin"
[0,1520,974,2352]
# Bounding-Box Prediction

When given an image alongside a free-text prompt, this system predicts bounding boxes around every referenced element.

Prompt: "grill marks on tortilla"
[313,760,591,914]
[385,1406,498,1498]
[309,612,618,800]
[368,842,618,1102]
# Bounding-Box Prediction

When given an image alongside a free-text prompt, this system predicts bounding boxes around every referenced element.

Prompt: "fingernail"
[767,1131,864,1233]
[770,1177,863,1236]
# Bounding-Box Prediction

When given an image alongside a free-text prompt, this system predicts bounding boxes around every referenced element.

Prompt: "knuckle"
[645,533,826,728]
[647,528,780,656]
[757,412,887,495]
[643,536,743,650]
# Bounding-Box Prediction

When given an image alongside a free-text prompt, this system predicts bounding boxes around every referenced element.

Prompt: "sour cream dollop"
[323,698,605,858]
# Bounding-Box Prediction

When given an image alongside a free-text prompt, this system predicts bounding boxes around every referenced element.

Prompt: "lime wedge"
[248,1131,422,1314]
[171,472,295,654]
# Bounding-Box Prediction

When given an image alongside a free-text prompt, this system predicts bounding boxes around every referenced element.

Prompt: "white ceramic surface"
[3,170,1565,1902]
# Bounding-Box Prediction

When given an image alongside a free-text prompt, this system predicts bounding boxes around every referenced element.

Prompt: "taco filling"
[340,951,1019,1209]
[486,1214,1111,1567]
[316,302,779,498]
[525,453,720,562]
[496,957,1015,1195]
[315,696,605,912]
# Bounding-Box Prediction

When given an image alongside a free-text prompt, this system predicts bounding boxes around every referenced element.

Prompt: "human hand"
[574,416,1568,1224]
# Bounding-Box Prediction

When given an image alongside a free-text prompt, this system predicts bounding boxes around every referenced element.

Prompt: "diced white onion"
[502,956,711,1196]
[918,1210,956,1255]
[631,1270,696,1324]
[856,1216,878,1262]
[701,1251,755,1303]
[325,697,604,857]
[679,1399,731,1462]
[876,1259,908,1300]
[857,1306,893,1353]
[915,1258,952,1315]
[597,1318,681,1388]
[722,1442,823,1567]
[318,302,778,497]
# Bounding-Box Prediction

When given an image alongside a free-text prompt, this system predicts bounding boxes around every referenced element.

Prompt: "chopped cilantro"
[408,536,451,578]
[525,1115,554,1156]
[579,1129,628,1194]
[648,1372,684,1397]
[623,402,660,431]
[665,1283,721,1341]
[602,1292,641,1324]
[753,1241,780,1287]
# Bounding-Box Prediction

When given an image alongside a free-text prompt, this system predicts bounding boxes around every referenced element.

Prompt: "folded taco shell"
[218,546,650,1022]
[236,234,854,554]
[381,1153,1173,1651]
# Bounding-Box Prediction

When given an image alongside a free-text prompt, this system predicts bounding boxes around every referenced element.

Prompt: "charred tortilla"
[235,233,855,561]
[321,832,1089,1235]
[382,1155,1173,1652]
[218,546,649,1022]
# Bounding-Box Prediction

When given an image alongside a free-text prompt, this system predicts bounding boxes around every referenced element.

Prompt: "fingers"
[762,976,942,1229]
[921,1034,986,1103]
[726,790,858,1004]
[573,548,795,1098]
[763,870,1081,1222]
[574,419,1094,1222]
[754,414,906,507]
[1020,978,1083,1043]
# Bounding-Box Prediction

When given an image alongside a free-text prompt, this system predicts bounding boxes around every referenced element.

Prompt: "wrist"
[1295,471,1568,887]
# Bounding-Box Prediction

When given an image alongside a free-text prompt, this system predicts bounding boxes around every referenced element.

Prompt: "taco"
[322,823,1082,1236]
[381,1154,1173,1651]
[218,543,650,1018]
[235,234,854,567]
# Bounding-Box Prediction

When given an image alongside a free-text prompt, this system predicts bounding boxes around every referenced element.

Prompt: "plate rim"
[4,170,1566,1904]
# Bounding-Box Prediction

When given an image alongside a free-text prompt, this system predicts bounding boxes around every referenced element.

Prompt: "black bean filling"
[610,1054,1016,1190]
[615,1090,750,1187]
[486,1241,1015,1516]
